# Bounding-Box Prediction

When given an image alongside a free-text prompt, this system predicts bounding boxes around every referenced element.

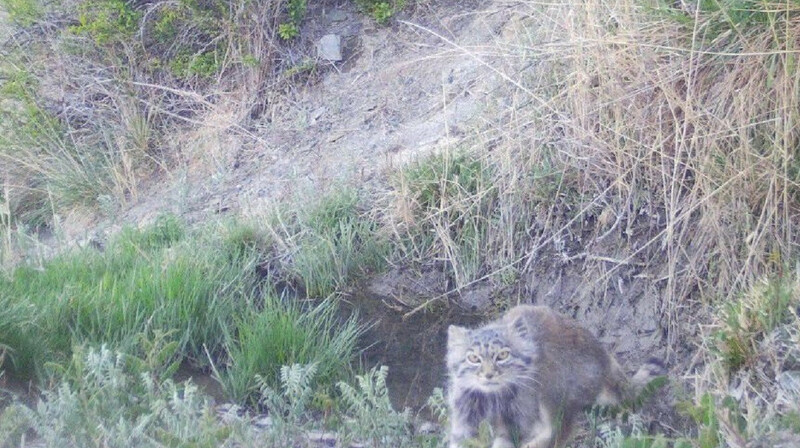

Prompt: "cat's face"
[447,322,535,393]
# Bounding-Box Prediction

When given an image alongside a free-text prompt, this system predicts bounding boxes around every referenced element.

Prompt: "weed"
[713,275,798,372]
[217,296,362,403]
[689,271,800,445]
[0,403,30,448]
[677,393,723,448]
[217,218,272,261]
[1,0,296,224]
[169,49,222,79]
[425,387,448,425]
[0,61,115,223]
[353,0,406,24]
[279,0,306,40]
[337,365,413,446]
[0,0,41,25]
[278,22,300,40]
[12,345,246,448]
[71,0,141,45]
[593,414,673,448]
[268,188,388,297]
[391,151,499,288]
[256,363,319,443]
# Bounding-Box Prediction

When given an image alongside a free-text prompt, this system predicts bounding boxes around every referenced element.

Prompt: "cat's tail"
[631,358,667,389]
[600,356,667,407]
[625,358,667,407]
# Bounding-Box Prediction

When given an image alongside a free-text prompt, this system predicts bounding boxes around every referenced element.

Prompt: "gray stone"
[305,430,338,446]
[327,9,348,22]
[317,34,343,62]
[458,284,494,311]
[417,421,440,435]
[253,415,273,429]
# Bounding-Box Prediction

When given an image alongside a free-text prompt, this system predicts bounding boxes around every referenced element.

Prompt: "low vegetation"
[0,213,367,408]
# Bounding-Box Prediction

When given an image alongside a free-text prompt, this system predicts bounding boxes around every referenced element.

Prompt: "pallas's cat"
[446,305,662,448]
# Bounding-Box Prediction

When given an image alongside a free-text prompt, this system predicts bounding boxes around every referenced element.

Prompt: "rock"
[417,421,440,435]
[253,415,273,430]
[305,430,338,446]
[317,34,343,62]
[326,9,348,22]
[458,283,494,311]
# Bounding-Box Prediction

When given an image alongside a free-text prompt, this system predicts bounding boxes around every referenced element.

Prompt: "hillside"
[2,0,800,446]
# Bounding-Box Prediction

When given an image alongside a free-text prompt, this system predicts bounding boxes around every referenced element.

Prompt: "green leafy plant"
[353,0,406,24]
[70,0,141,45]
[278,0,306,39]
[256,363,319,443]
[337,365,412,446]
[278,22,300,40]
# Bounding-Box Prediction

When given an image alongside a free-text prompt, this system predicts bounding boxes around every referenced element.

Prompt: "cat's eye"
[496,350,510,361]
[467,353,481,364]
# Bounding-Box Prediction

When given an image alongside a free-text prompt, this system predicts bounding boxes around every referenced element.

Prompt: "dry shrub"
[532,0,800,324]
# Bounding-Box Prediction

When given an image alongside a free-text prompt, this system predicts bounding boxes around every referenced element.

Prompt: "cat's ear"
[510,315,530,339]
[448,325,469,348]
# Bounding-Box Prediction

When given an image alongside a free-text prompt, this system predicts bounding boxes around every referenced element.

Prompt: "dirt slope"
[119,1,507,220]
[98,0,683,430]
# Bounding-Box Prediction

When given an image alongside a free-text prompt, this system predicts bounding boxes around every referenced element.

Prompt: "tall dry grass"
[528,0,800,331]
[389,0,800,336]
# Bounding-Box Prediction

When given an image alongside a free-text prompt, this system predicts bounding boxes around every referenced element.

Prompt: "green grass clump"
[0,215,261,379]
[0,0,42,25]
[0,62,115,224]
[218,296,362,403]
[353,0,406,24]
[270,189,388,298]
[391,151,501,288]
[713,275,797,372]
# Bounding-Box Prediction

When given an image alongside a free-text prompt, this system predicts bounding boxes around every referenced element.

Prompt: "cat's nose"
[484,371,495,379]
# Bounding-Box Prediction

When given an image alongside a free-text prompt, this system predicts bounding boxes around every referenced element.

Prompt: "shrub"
[4,345,246,448]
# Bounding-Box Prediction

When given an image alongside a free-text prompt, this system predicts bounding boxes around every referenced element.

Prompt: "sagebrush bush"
[3,345,248,448]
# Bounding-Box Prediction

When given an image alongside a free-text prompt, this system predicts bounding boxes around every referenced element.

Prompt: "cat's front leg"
[488,414,513,448]
[448,410,476,448]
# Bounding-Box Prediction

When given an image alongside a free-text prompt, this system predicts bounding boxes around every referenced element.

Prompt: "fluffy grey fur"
[446,305,659,448]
